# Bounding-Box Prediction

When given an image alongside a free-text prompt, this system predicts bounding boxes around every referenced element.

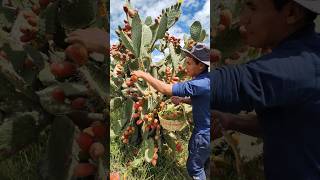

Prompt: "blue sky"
[110,0,210,46]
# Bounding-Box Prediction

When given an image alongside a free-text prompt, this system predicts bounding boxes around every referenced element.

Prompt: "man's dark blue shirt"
[210,23,320,180]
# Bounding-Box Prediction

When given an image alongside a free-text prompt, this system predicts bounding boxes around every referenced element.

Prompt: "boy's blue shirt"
[172,70,210,133]
[210,23,320,179]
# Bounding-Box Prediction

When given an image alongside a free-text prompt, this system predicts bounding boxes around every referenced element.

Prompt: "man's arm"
[132,70,173,96]
[210,55,313,113]
[212,110,262,138]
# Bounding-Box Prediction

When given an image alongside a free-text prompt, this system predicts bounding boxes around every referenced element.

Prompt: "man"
[132,44,210,180]
[211,0,320,179]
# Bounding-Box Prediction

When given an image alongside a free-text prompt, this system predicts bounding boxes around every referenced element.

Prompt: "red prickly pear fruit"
[219,9,232,27]
[133,102,140,110]
[210,49,222,63]
[71,97,86,110]
[51,88,65,103]
[73,163,96,177]
[92,122,106,139]
[77,132,94,152]
[65,43,88,66]
[136,119,143,125]
[39,0,50,8]
[130,74,138,82]
[50,61,76,78]
[20,34,34,42]
[24,58,35,68]
[176,142,183,153]
[172,76,179,81]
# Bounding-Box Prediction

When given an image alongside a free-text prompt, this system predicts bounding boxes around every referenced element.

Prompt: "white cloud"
[183,0,200,9]
[110,0,210,46]
[130,0,176,19]
[187,0,209,31]
[152,53,165,62]
[110,0,126,43]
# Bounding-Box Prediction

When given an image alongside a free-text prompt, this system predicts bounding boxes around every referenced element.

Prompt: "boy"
[132,43,210,180]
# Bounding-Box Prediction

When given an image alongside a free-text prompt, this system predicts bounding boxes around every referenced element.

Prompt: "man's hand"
[211,110,232,140]
[212,110,262,138]
[65,28,109,54]
[171,96,183,105]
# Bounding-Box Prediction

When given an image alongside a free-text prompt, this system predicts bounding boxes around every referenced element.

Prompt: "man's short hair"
[273,0,317,22]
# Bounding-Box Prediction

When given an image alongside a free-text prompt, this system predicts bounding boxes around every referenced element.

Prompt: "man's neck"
[268,21,314,49]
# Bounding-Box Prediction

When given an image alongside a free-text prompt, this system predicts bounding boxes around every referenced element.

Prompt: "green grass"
[0,127,50,180]
[110,137,191,180]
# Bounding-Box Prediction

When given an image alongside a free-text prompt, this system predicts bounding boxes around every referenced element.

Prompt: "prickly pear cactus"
[211,0,263,68]
[110,0,208,168]
[0,0,108,179]
[59,0,97,30]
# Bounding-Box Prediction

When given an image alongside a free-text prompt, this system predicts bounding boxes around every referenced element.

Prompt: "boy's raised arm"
[132,70,173,96]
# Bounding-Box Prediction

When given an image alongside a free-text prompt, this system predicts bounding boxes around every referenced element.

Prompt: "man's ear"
[199,63,206,70]
[285,1,306,24]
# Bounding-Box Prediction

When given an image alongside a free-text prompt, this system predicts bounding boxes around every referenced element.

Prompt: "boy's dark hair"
[190,57,209,69]
[273,0,317,22]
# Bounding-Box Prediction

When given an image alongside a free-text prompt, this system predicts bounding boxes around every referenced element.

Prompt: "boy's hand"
[131,70,147,79]
[171,96,183,105]
[132,70,173,95]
